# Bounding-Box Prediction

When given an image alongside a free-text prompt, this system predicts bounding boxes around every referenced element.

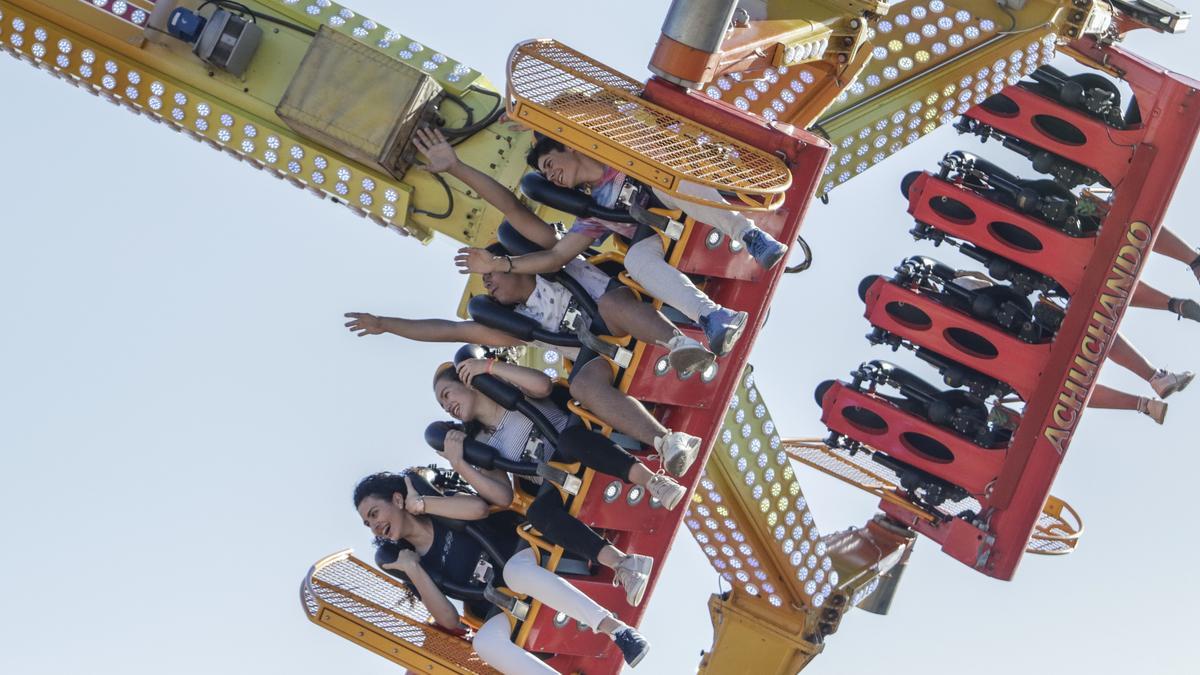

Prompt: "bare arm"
[344,314,523,348]
[455,232,593,276]
[457,358,554,398]
[413,127,559,249]
[402,475,490,521]
[390,555,461,629]
[439,430,516,507]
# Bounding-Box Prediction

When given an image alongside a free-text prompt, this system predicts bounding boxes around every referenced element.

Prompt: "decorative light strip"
[0,2,419,238]
[816,33,1054,195]
[831,2,998,111]
[686,368,836,609]
[80,0,151,28]
[266,0,480,92]
[778,35,829,67]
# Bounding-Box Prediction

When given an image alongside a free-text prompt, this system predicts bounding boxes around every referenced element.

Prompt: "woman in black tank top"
[353,471,650,672]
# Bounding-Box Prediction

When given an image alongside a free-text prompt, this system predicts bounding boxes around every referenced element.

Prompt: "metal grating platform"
[506,39,792,210]
[302,550,502,675]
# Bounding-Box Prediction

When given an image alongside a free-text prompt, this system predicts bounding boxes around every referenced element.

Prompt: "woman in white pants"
[354,472,650,673]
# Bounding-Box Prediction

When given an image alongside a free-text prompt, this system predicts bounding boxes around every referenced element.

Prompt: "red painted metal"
[862,277,1052,400]
[964,79,1141,186]
[863,39,1200,582]
[519,77,832,674]
[906,172,1098,295]
[975,40,1200,580]
[819,381,1007,495]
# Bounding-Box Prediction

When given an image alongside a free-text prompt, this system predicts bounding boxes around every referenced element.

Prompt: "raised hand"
[413,127,459,173]
[454,247,501,275]
[439,429,466,465]
[382,548,421,573]
[402,475,426,515]
[344,312,385,336]
[455,358,492,387]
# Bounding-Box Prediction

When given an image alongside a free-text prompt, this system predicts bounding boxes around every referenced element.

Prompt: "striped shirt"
[477,397,570,465]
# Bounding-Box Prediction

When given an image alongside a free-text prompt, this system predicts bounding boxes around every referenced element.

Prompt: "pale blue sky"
[2,2,1198,674]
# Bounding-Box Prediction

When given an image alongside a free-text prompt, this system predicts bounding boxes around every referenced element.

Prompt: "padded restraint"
[452,347,562,445]
[425,421,541,477]
[520,172,637,223]
[496,223,610,335]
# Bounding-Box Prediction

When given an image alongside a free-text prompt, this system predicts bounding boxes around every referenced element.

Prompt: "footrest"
[506,39,791,211]
[1025,495,1083,555]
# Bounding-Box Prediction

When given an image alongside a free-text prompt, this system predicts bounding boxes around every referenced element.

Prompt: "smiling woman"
[350,470,652,672]
[2,1,1200,674]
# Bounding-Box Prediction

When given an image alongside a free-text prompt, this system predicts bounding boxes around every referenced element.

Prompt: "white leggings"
[471,548,612,675]
[625,236,720,322]
[624,182,756,322]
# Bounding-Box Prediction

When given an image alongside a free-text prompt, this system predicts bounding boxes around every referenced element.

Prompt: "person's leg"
[568,359,702,477]
[597,287,675,344]
[1151,225,1198,265]
[1087,384,1143,410]
[526,490,610,565]
[1108,333,1157,382]
[1131,281,1171,311]
[1130,280,1200,321]
[472,613,560,675]
[623,236,718,322]
[558,426,689,507]
[557,426,639,482]
[1109,332,1195,396]
[502,548,621,628]
[569,358,666,446]
[1088,384,1167,424]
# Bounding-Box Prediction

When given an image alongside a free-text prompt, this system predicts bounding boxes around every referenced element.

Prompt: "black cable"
[440,93,475,130]
[412,171,455,219]
[441,85,505,138]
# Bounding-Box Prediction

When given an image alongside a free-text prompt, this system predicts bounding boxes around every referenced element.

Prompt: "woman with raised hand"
[354,472,650,673]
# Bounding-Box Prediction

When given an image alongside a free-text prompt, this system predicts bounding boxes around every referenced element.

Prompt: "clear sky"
[1,2,1198,674]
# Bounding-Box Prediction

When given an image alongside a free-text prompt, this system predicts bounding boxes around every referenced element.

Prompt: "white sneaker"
[1138,397,1168,425]
[665,334,715,378]
[612,554,654,606]
[1150,369,1194,399]
[654,431,702,476]
[646,473,687,510]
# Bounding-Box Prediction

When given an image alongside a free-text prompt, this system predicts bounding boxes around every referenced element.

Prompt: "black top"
[376,506,525,620]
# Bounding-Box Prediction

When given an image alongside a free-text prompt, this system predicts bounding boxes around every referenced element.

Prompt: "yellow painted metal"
[506,39,792,212]
[0,0,529,247]
[1026,494,1083,555]
[687,366,826,609]
[784,438,940,522]
[301,550,501,675]
[698,589,823,675]
[701,0,1114,195]
[786,438,1084,555]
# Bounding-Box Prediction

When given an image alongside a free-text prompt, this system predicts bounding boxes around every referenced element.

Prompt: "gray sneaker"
[654,431,702,476]
[665,334,715,378]
[613,554,654,606]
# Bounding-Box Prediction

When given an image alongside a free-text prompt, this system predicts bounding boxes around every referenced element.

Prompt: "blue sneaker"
[613,626,650,667]
[699,307,748,356]
[742,227,788,270]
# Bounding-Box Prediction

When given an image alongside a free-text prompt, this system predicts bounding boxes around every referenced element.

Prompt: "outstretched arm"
[414,127,559,250]
[344,314,523,348]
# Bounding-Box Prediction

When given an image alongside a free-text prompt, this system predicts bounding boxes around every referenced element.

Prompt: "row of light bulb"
[818,34,1055,195]
[0,11,413,234]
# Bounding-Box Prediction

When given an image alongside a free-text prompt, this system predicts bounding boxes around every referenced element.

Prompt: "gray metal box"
[276,27,443,179]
